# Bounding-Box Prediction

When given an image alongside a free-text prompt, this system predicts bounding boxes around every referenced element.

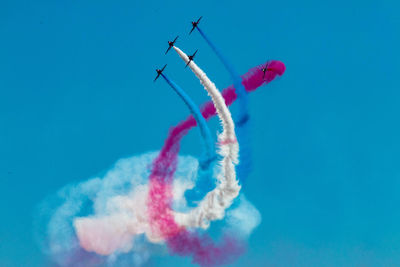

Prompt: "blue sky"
[1,0,399,266]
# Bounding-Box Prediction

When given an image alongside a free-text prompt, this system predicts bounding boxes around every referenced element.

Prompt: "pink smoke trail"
[147,61,285,265]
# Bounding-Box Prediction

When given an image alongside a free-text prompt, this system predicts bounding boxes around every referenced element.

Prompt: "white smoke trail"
[33,49,262,264]
[35,153,259,265]
[173,46,241,229]
[33,153,197,264]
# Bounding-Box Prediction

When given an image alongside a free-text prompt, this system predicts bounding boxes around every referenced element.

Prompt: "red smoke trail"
[168,231,246,267]
[148,61,285,265]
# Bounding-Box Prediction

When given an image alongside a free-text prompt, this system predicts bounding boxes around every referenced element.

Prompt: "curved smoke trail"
[146,61,285,236]
[147,62,244,267]
[196,26,251,185]
[173,46,240,229]
[147,60,285,265]
[61,61,285,266]
[160,73,215,170]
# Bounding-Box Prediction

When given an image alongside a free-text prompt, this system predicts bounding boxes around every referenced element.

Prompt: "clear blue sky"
[1,0,399,266]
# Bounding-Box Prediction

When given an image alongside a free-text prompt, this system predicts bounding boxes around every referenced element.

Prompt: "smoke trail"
[180,59,285,204]
[146,105,243,266]
[146,46,246,266]
[35,152,262,266]
[147,50,251,265]
[160,73,217,204]
[173,46,240,229]
[196,26,251,185]
[147,145,244,267]
[35,153,209,266]
[160,73,215,170]
[147,59,285,265]
[195,27,247,102]
[145,61,285,235]
[46,61,285,266]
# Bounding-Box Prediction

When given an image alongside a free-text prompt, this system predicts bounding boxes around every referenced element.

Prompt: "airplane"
[185,50,198,68]
[165,36,179,54]
[154,64,167,82]
[260,62,273,79]
[189,16,202,34]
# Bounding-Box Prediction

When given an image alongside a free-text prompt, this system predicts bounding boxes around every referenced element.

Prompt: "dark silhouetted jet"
[165,36,178,54]
[261,62,273,79]
[154,64,167,82]
[185,50,198,68]
[189,16,202,34]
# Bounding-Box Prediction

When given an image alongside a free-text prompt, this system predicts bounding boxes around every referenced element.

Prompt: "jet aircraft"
[189,16,202,34]
[154,64,167,82]
[185,50,198,68]
[165,36,178,54]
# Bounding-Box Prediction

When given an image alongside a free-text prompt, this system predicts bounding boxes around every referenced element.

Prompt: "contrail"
[196,26,252,185]
[173,46,240,229]
[160,73,215,170]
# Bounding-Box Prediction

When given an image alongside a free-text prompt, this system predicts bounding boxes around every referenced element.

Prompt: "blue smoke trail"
[196,26,252,185]
[160,73,216,203]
